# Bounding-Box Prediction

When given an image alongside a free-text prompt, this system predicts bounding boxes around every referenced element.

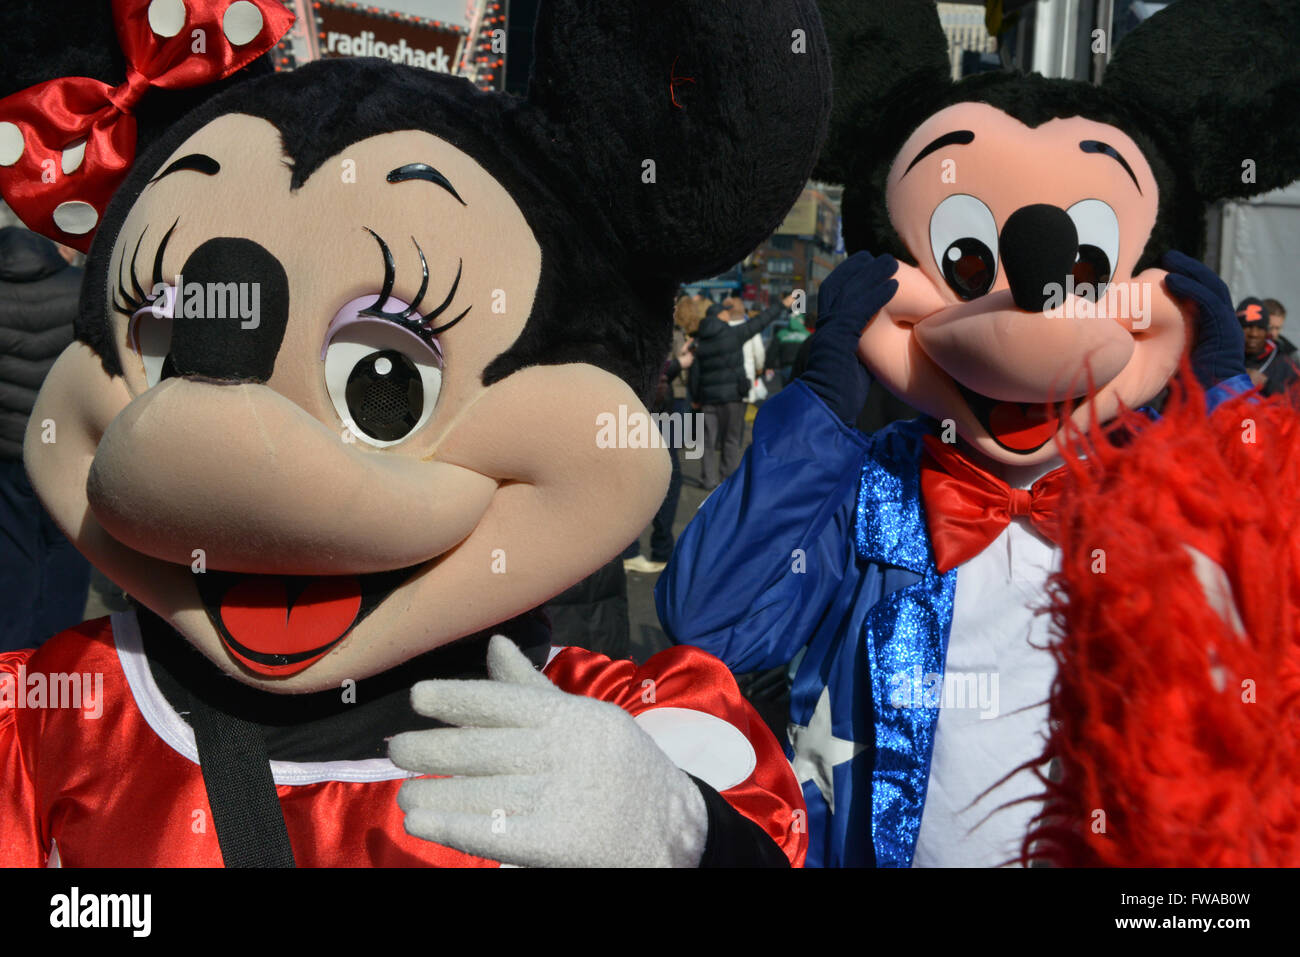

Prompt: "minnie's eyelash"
[112,218,179,320]
[360,227,472,342]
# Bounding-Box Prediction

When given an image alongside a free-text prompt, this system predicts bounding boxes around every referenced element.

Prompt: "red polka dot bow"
[0,0,294,252]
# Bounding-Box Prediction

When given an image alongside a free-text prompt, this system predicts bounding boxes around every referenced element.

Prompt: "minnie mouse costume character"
[659,0,1300,867]
[0,0,831,867]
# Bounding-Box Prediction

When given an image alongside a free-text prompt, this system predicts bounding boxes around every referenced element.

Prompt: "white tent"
[1210,180,1300,337]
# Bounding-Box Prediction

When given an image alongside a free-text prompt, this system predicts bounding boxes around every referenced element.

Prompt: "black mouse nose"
[999,205,1078,313]
[166,237,290,383]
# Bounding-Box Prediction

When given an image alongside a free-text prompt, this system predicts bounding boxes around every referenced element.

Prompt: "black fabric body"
[690,774,789,867]
[0,228,80,462]
[137,603,552,763]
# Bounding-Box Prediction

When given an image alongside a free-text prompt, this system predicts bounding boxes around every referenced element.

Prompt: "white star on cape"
[788,686,867,814]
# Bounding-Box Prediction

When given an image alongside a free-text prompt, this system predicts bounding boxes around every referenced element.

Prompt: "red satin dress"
[1,614,806,867]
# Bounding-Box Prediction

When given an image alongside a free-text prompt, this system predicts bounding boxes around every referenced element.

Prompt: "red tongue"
[987,402,1061,452]
[219,577,363,658]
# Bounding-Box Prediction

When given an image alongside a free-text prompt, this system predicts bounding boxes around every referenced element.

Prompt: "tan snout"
[911,288,1139,401]
[86,378,497,574]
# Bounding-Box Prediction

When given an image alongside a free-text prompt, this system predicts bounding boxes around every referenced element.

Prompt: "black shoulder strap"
[186,693,296,868]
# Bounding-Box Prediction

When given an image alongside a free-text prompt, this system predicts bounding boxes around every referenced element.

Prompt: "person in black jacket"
[689,295,791,488]
[1240,297,1299,399]
[0,226,91,651]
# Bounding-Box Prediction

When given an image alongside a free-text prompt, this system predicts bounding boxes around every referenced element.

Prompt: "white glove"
[388,635,709,867]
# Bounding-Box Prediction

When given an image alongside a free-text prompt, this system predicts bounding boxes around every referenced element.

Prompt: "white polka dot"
[223,1,264,46]
[61,139,86,175]
[373,356,393,375]
[0,122,24,166]
[52,201,98,235]
[148,0,187,38]
[633,707,757,792]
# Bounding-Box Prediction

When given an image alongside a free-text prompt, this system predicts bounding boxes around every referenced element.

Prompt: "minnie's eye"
[930,194,999,300]
[128,285,176,388]
[1065,200,1118,300]
[343,350,423,441]
[323,317,442,447]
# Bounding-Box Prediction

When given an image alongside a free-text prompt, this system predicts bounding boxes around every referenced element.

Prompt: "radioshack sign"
[313,2,466,74]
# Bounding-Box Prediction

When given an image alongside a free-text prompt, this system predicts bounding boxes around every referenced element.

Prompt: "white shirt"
[911,454,1062,867]
[727,317,766,403]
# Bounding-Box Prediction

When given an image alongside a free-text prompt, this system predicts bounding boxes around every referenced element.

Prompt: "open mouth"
[194,565,422,677]
[955,382,1085,455]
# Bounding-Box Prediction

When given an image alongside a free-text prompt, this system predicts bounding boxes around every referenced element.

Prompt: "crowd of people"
[621,290,800,575]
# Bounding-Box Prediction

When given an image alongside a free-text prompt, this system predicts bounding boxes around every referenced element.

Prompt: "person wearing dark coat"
[1240,296,1299,399]
[0,226,91,651]
[689,296,790,488]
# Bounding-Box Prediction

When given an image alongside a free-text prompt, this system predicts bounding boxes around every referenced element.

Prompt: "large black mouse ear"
[523,0,831,282]
[0,0,291,250]
[1102,0,1300,202]
[813,0,953,185]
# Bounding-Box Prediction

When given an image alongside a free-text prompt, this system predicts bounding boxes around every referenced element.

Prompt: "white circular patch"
[633,707,757,793]
[147,0,187,38]
[0,122,24,166]
[223,1,264,46]
[61,139,87,175]
[373,355,392,375]
[52,201,98,235]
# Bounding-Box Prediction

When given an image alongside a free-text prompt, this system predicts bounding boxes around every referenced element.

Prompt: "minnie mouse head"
[817,0,1300,464]
[2,0,831,691]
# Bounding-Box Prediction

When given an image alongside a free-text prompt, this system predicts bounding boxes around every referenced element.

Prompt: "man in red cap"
[1240,297,1298,397]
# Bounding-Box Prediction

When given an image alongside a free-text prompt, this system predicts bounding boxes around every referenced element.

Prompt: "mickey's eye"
[1065,200,1118,300]
[324,318,442,447]
[929,194,999,300]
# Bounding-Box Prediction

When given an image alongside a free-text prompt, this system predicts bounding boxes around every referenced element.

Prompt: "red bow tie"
[0,0,294,251]
[919,435,1068,574]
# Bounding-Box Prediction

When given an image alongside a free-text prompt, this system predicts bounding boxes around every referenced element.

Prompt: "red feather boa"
[1024,371,1300,866]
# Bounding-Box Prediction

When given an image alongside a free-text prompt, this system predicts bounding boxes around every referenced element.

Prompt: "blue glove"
[1162,250,1247,389]
[800,251,899,424]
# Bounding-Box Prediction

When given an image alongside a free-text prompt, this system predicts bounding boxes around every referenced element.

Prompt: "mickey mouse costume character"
[0,0,831,867]
[659,0,1300,867]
